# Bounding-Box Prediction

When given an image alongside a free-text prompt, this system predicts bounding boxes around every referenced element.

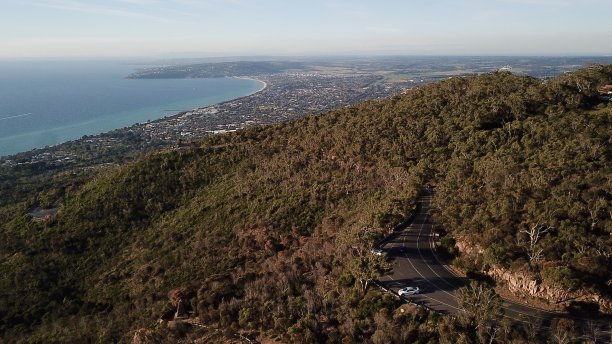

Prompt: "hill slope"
[1,66,610,343]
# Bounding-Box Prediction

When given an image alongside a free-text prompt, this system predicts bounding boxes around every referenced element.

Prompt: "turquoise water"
[0,60,263,157]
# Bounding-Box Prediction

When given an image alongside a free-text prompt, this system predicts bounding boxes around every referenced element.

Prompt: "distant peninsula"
[128,61,306,79]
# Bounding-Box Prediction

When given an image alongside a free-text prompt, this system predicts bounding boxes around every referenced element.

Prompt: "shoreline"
[167,76,269,124]
[232,76,268,95]
[208,76,268,108]
[1,77,268,159]
[3,71,410,167]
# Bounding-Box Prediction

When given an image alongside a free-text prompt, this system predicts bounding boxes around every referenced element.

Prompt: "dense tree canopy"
[0,65,610,343]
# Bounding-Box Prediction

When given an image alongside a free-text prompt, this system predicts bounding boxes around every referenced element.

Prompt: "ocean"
[0,60,263,157]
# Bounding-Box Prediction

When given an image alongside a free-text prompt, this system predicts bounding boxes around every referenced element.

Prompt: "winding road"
[376,190,573,327]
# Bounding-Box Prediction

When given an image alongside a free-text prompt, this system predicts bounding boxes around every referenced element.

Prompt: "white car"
[398,286,420,297]
[371,248,384,256]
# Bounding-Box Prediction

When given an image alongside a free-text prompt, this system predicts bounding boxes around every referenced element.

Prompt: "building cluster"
[129,73,410,142]
[3,73,411,168]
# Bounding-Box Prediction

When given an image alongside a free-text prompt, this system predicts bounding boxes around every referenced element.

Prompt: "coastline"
[145,76,268,118]
[172,76,269,120]
[138,76,269,136]
[0,77,267,159]
[3,71,409,167]
[233,76,268,95]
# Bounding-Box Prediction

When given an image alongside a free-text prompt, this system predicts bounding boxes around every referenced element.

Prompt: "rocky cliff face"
[455,238,611,314]
[486,266,611,313]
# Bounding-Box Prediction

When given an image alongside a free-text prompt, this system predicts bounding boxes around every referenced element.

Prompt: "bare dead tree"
[595,243,611,259]
[549,318,578,344]
[457,281,503,343]
[519,222,551,265]
[485,323,500,344]
[587,197,607,231]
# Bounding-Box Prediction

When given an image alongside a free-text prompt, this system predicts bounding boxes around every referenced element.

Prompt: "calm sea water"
[0,60,263,157]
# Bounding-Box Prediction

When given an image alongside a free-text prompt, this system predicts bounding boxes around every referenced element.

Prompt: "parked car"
[398,286,420,297]
[371,248,385,256]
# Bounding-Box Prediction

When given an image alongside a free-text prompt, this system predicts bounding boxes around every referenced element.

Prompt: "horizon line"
[1,53,612,61]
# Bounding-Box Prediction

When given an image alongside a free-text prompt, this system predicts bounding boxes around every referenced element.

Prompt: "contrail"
[0,113,33,121]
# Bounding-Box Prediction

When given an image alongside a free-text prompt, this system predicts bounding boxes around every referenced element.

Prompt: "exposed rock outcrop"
[487,265,611,313]
[454,238,611,313]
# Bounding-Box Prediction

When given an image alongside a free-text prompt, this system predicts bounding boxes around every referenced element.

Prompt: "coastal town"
[2,72,413,168]
[5,55,612,170]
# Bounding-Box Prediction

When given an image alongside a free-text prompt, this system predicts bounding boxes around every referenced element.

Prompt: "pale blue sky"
[1,0,611,58]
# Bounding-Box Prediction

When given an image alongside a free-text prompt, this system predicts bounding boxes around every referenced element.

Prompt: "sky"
[1,0,611,58]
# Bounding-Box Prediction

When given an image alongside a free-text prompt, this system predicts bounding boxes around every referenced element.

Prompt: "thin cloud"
[170,0,250,9]
[115,0,162,5]
[30,0,172,21]
[499,0,573,6]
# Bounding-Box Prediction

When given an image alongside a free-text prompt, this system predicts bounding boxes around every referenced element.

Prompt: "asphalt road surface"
[376,190,582,328]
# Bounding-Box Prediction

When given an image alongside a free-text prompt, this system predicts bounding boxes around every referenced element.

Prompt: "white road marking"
[388,193,542,324]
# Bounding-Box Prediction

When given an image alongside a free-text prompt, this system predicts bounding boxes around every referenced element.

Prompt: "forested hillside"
[0,65,610,343]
